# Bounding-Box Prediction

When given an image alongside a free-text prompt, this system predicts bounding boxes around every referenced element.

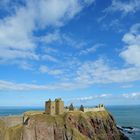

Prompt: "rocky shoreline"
[117,125,138,140]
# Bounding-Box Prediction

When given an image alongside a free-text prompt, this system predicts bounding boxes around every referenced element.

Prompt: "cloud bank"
[0,0,95,62]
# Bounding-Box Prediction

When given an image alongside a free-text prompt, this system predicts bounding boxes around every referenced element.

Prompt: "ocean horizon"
[0,105,140,140]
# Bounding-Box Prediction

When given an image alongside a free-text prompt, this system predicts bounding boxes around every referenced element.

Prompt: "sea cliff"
[0,110,129,140]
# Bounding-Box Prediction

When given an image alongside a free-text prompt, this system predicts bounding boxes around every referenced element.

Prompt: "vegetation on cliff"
[0,110,129,140]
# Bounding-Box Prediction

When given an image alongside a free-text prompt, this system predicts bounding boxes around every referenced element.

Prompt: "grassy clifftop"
[0,119,6,140]
[0,110,129,140]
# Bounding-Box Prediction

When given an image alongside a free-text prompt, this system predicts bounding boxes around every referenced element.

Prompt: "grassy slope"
[0,119,6,140]
[4,125,23,140]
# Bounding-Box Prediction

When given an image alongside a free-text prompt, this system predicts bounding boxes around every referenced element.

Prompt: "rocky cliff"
[0,110,129,140]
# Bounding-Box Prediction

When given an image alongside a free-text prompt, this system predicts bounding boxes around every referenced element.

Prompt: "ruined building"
[45,98,64,115]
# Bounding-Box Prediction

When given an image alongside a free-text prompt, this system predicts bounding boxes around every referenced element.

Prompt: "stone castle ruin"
[45,98,64,115]
[23,98,105,125]
[45,98,105,115]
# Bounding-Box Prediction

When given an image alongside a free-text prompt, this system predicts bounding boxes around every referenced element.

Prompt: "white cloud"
[71,23,140,86]
[73,92,140,102]
[0,80,51,91]
[74,59,140,85]
[105,0,140,15]
[0,49,38,60]
[0,79,89,91]
[120,84,134,89]
[120,23,140,67]
[0,1,36,62]
[1,54,140,91]
[1,55,140,90]
[17,61,33,70]
[74,94,112,101]
[30,0,93,26]
[39,31,86,49]
[41,54,58,63]
[39,31,61,44]
[100,19,125,33]
[79,43,104,55]
[0,0,95,64]
[45,47,58,54]
[39,65,63,75]
[36,0,82,27]
[122,92,140,99]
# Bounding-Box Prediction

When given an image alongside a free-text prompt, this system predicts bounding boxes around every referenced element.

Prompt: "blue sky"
[0,0,140,106]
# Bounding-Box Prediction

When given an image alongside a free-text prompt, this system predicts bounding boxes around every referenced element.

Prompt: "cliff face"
[0,110,129,140]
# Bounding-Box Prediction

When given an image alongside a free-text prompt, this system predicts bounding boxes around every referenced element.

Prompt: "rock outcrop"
[0,110,129,140]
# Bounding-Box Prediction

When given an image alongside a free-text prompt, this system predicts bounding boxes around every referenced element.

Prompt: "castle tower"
[55,98,64,115]
[45,99,55,115]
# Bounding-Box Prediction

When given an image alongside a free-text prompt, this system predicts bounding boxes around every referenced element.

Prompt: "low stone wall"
[84,107,105,112]
[65,107,105,112]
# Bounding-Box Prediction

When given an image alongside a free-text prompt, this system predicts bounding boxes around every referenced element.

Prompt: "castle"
[45,98,105,115]
[45,98,64,115]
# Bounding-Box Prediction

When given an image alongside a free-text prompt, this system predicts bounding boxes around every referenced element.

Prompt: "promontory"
[0,98,129,140]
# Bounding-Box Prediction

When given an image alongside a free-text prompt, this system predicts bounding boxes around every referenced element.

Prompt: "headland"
[0,98,129,140]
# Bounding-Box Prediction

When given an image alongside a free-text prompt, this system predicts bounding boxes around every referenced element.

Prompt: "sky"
[0,0,140,106]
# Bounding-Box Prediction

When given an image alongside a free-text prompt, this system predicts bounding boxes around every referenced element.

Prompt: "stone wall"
[64,107,105,112]
[84,107,105,112]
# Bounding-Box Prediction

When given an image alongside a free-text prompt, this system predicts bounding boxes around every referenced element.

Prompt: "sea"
[107,105,140,140]
[0,105,140,140]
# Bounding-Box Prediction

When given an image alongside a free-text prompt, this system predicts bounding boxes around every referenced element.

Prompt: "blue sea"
[107,105,140,140]
[0,105,140,140]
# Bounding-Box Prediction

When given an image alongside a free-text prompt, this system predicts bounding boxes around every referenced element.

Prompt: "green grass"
[0,119,6,140]
[4,124,23,140]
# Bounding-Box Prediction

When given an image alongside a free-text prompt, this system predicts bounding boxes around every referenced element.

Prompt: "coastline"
[0,109,129,140]
[0,105,139,140]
